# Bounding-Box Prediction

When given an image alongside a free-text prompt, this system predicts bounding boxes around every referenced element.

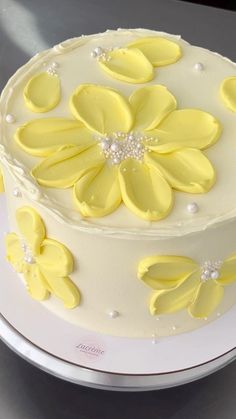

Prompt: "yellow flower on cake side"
[5,207,80,308]
[138,254,236,318]
[16,83,221,221]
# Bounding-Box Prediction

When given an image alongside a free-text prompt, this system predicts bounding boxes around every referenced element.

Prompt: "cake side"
[3,166,236,338]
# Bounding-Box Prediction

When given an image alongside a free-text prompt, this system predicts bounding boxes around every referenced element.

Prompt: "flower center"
[200,260,222,282]
[21,241,36,264]
[97,131,156,165]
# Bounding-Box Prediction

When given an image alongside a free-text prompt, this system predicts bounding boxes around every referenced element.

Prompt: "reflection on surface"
[0,0,48,57]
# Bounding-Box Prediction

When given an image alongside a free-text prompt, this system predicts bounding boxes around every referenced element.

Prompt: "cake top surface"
[1,28,236,238]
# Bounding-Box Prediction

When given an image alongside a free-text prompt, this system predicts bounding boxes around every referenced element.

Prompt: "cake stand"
[0,195,235,391]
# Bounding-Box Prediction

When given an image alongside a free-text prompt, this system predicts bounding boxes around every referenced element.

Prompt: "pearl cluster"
[47,61,59,76]
[91,46,114,62]
[97,131,157,165]
[200,260,222,282]
[21,242,36,265]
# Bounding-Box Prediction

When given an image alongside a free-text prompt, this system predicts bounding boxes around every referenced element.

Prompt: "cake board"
[0,195,235,391]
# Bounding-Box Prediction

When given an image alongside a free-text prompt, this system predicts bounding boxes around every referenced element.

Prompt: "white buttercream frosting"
[1,28,236,239]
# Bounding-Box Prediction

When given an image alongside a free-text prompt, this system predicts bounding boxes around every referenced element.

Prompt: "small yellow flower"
[16,83,221,221]
[6,207,80,308]
[93,36,182,84]
[138,254,236,318]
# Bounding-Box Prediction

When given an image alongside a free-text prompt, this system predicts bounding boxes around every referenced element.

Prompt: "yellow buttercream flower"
[138,254,236,318]
[93,36,182,84]
[16,83,221,221]
[220,76,236,112]
[6,207,80,308]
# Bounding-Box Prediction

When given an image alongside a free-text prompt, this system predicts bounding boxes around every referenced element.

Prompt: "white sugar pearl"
[187,202,199,214]
[109,310,119,319]
[113,157,120,164]
[201,273,207,281]
[5,114,15,123]
[204,269,210,277]
[51,61,59,68]
[100,140,110,150]
[194,62,204,71]
[13,187,22,198]
[128,134,134,141]
[110,142,120,152]
[91,50,97,58]
[211,270,219,280]
[24,255,35,264]
[94,47,103,55]
[116,131,123,138]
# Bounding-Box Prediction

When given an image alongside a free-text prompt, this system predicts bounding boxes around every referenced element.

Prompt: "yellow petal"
[74,164,121,217]
[15,118,94,157]
[150,274,199,315]
[70,84,133,134]
[118,160,173,221]
[217,254,236,285]
[37,238,73,277]
[188,281,224,318]
[145,149,216,193]
[16,207,45,255]
[127,37,182,66]
[24,72,61,113]
[5,233,24,272]
[129,85,176,131]
[138,255,199,290]
[32,144,105,188]
[0,168,4,192]
[23,264,49,301]
[99,48,154,84]
[220,77,236,112]
[42,273,81,309]
[149,109,221,152]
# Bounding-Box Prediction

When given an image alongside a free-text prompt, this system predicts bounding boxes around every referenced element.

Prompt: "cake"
[1,28,236,339]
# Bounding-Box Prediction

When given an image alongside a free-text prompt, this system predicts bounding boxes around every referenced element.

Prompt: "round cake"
[1,28,236,338]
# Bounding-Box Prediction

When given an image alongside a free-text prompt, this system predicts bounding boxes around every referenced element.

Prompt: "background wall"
[182,0,236,10]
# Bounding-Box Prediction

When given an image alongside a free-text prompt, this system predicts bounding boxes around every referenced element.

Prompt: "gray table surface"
[0,0,236,418]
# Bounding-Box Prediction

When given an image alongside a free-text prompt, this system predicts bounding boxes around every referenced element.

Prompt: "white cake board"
[0,195,235,391]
